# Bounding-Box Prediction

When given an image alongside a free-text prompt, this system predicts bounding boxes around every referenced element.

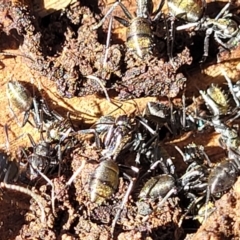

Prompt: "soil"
[0,0,240,239]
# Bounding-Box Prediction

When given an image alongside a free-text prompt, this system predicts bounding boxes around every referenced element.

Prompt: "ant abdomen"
[89,159,119,204]
[139,174,175,199]
[208,159,239,195]
[126,17,153,58]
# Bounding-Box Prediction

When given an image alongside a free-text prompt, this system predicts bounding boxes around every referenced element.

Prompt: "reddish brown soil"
[0,0,240,239]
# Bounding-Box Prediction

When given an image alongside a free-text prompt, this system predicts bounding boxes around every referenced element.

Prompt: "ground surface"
[0,0,240,239]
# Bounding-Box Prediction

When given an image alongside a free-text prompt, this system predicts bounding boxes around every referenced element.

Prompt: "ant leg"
[56,144,62,177]
[138,160,161,182]
[169,98,178,135]
[222,69,240,107]
[204,186,211,222]
[135,116,157,135]
[214,34,232,51]
[4,124,10,151]
[153,0,165,21]
[201,28,213,62]
[199,90,219,116]
[3,125,20,182]
[34,168,56,217]
[182,91,186,129]
[7,98,25,127]
[92,1,121,30]
[165,16,175,67]
[114,16,130,27]
[118,1,133,20]
[65,159,86,187]
[0,182,46,223]
[178,195,204,227]
[175,145,186,160]
[166,157,175,175]
[103,15,113,70]
[22,111,32,128]
[176,22,199,31]
[111,172,136,236]
[77,129,101,148]
[215,2,231,20]
[201,148,212,166]
[59,127,73,143]
[32,97,42,128]
[157,187,178,208]
[53,160,86,202]
[27,133,37,148]
[3,161,19,183]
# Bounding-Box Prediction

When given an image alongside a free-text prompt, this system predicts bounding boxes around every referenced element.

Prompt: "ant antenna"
[85,75,111,102]
[103,15,113,69]
[0,51,34,62]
